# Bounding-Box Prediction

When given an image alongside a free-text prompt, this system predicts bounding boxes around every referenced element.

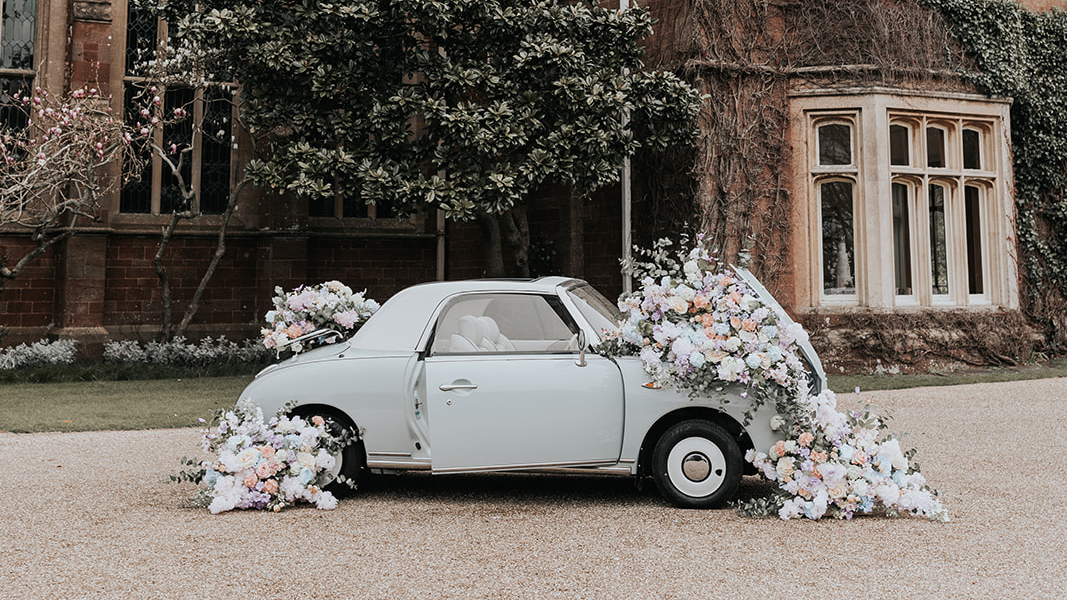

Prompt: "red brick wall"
[445,221,487,280]
[0,194,620,348]
[0,238,57,333]
[104,235,262,331]
[307,236,438,300]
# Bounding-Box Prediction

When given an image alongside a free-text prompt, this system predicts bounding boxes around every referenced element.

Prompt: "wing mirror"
[575,329,587,367]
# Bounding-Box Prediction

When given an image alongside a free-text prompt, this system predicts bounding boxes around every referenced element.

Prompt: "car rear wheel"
[652,419,742,509]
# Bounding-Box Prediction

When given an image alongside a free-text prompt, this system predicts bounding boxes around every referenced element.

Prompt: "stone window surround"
[787,87,1019,312]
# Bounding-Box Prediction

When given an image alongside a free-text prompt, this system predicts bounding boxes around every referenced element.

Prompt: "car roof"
[350,277,584,352]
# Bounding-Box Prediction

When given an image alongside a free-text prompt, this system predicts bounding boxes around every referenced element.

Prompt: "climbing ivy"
[924,0,1067,349]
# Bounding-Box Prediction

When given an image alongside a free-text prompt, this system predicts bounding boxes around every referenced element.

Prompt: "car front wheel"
[652,419,742,509]
[292,409,365,496]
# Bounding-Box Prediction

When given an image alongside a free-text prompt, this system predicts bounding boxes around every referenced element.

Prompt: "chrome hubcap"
[682,452,711,482]
[666,436,727,498]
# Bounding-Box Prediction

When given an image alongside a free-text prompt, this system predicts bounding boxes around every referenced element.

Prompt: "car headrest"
[476,316,501,341]
[457,315,479,340]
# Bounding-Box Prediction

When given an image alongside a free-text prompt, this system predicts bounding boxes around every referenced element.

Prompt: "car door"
[423,292,625,472]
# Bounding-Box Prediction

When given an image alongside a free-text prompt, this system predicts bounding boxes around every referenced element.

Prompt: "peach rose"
[262,479,279,495]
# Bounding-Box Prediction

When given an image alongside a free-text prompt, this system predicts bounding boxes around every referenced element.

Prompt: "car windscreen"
[566,284,621,342]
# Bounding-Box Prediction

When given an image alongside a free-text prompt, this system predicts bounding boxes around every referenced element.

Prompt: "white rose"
[667,296,689,314]
[827,482,848,500]
[851,479,869,496]
[776,457,795,478]
[235,448,260,470]
[892,453,909,471]
[874,483,901,504]
[296,451,316,470]
[683,260,700,280]
[674,285,696,302]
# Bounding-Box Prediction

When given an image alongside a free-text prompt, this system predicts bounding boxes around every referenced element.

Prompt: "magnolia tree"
[0,86,143,293]
[121,13,254,342]
[151,0,702,277]
[125,79,250,341]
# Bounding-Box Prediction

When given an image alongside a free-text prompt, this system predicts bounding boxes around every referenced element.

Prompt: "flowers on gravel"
[173,398,342,513]
[603,236,946,521]
[261,280,379,354]
[746,389,948,522]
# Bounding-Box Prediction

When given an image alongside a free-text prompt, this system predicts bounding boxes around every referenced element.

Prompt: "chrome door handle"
[439,383,478,391]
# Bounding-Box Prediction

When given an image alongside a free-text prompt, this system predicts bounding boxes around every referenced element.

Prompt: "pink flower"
[333,309,360,329]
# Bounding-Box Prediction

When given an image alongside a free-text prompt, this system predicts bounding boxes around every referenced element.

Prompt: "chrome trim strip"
[431,459,620,474]
[367,459,431,470]
[527,465,633,476]
[368,451,412,458]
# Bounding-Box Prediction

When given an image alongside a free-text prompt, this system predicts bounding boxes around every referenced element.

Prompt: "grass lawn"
[0,376,252,433]
[828,356,1067,393]
[2,358,1065,434]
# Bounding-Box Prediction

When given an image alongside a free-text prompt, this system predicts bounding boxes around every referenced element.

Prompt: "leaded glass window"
[1,0,34,70]
[928,184,949,296]
[818,123,852,166]
[892,182,913,296]
[821,180,856,296]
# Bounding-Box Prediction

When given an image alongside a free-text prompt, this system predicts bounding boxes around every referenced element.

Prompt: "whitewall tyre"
[652,419,742,509]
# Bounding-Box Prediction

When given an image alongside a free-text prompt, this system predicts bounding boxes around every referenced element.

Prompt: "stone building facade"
[0,0,628,349]
[1,0,1064,371]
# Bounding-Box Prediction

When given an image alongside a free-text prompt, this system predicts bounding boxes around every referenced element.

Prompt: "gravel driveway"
[2,378,1065,599]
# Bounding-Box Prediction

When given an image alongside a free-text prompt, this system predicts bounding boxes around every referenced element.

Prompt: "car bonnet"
[731,265,828,389]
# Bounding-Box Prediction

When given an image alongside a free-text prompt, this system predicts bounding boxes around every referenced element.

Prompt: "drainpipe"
[620,0,633,295]
[436,208,446,281]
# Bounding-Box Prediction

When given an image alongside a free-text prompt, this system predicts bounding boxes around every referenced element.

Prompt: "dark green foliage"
[924,0,1067,349]
[151,0,701,221]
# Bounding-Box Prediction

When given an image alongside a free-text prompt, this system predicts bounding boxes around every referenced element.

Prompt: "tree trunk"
[564,187,585,278]
[478,214,506,278]
[0,226,74,296]
[154,212,185,341]
[175,180,247,338]
[500,203,530,278]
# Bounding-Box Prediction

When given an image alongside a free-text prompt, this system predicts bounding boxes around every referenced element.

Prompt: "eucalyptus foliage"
[149,0,701,221]
[925,0,1067,346]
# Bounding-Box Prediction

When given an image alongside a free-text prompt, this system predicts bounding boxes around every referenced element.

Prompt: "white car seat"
[449,315,481,353]
[476,316,516,352]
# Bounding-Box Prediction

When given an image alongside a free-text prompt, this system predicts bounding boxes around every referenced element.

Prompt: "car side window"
[430,294,579,355]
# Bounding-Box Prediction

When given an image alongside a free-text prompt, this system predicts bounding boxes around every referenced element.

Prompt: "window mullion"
[192,88,205,213]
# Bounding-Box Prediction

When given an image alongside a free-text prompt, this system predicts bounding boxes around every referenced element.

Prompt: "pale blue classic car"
[239,271,826,508]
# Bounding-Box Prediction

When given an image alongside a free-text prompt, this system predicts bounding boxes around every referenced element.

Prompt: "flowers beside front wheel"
[171,398,353,513]
[743,389,948,522]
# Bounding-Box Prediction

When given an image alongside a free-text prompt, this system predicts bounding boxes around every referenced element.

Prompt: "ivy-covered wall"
[924,0,1067,351]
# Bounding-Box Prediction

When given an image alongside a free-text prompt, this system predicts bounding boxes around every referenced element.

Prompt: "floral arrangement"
[606,236,946,521]
[602,236,811,421]
[261,280,379,354]
[173,398,343,513]
[746,389,948,521]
